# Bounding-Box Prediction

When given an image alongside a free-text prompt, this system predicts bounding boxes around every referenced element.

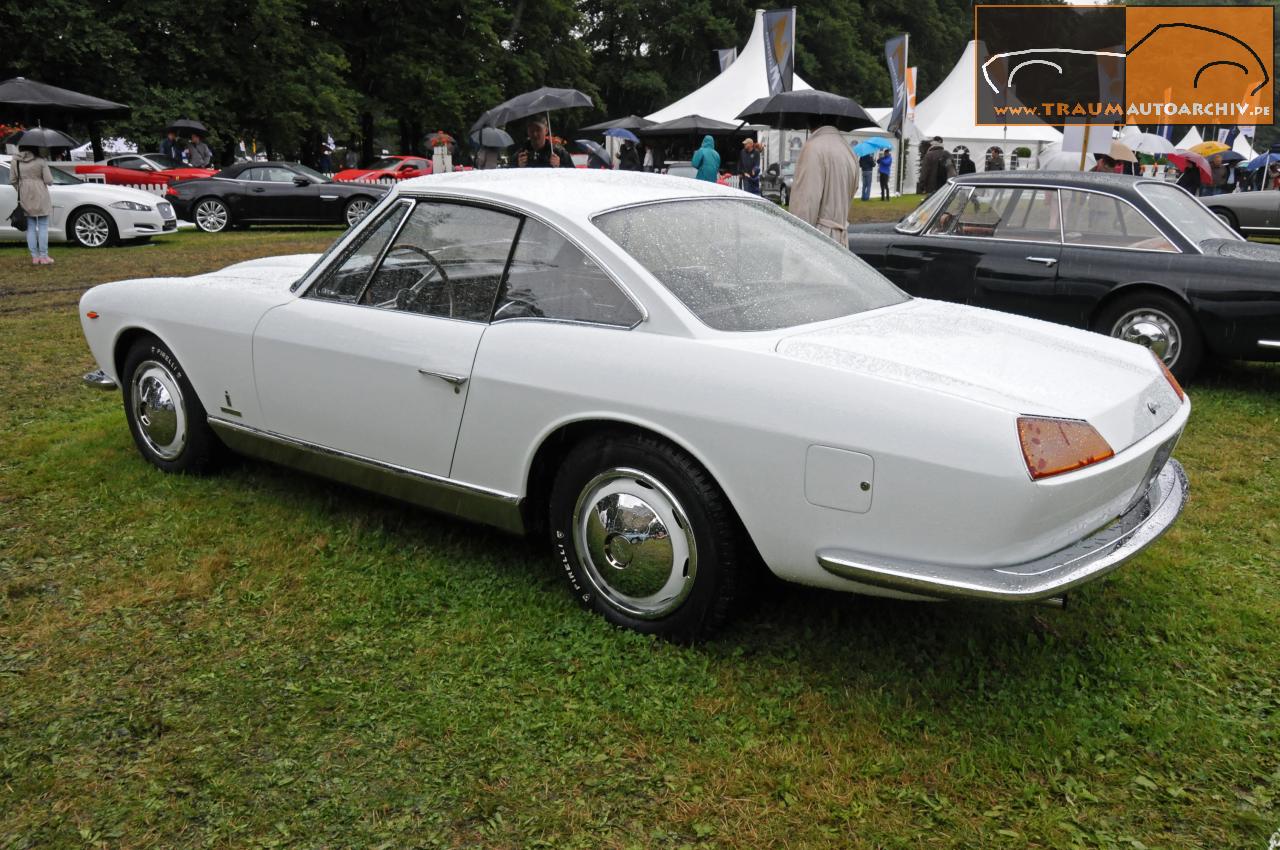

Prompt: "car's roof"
[953,171,1164,192]
[393,168,742,220]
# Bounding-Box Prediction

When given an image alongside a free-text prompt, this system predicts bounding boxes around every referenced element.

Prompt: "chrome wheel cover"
[195,200,228,232]
[131,360,187,461]
[345,198,373,226]
[74,211,110,247]
[572,467,697,620]
[1112,307,1181,367]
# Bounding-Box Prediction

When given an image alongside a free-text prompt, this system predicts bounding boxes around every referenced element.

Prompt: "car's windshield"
[1136,182,1240,246]
[290,163,329,183]
[367,157,402,170]
[147,154,182,169]
[594,198,908,332]
[895,184,953,233]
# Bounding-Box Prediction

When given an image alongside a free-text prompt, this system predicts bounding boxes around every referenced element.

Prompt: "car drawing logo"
[975,5,1274,126]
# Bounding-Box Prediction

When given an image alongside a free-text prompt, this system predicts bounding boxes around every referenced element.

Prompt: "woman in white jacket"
[9,147,54,264]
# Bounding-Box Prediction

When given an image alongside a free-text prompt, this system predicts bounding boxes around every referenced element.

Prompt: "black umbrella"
[6,126,80,148]
[470,87,593,134]
[470,126,514,148]
[736,89,878,132]
[580,114,656,132]
[0,77,130,119]
[166,118,209,135]
[636,114,744,136]
[575,139,612,169]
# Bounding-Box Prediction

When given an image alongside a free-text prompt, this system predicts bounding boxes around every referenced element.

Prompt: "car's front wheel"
[1096,291,1204,381]
[68,207,117,248]
[121,336,222,474]
[548,433,748,641]
[344,196,375,227]
[194,198,231,233]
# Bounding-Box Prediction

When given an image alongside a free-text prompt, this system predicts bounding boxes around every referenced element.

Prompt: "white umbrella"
[1035,141,1094,171]
[1128,132,1176,155]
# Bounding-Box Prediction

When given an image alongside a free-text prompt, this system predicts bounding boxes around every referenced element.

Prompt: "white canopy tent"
[910,41,1061,170]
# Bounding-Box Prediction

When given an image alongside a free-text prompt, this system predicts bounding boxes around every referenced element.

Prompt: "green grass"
[1,223,1278,849]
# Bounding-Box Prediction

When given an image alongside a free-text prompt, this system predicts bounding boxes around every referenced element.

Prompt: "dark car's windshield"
[367,157,403,170]
[594,198,908,332]
[895,185,953,233]
[1137,182,1240,246]
[291,163,330,183]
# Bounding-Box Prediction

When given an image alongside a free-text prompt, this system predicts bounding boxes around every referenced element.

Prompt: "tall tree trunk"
[361,111,375,167]
[89,121,103,162]
[399,118,412,157]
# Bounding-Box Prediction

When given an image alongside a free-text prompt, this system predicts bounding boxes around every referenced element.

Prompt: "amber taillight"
[1017,417,1115,480]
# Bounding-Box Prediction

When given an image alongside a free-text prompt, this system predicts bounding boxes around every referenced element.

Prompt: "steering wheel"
[377,244,453,315]
[493,290,544,321]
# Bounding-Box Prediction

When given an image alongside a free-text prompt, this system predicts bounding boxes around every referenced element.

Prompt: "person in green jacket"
[691,135,721,182]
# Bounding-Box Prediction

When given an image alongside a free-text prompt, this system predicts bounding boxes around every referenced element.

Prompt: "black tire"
[344,195,376,228]
[1094,291,1204,381]
[67,207,118,248]
[121,336,222,474]
[548,432,748,641]
[1209,207,1240,234]
[193,197,231,233]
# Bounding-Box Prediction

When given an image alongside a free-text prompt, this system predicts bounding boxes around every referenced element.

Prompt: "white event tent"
[910,40,1061,168]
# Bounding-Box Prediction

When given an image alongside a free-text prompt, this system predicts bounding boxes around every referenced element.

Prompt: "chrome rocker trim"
[82,369,118,390]
[817,459,1188,603]
[207,418,525,534]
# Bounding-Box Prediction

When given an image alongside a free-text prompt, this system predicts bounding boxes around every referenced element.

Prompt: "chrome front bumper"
[82,369,118,390]
[817,459,1188,603]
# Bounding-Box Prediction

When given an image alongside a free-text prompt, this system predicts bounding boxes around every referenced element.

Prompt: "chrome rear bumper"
[817,459,1188,603]
[82,369,118,390]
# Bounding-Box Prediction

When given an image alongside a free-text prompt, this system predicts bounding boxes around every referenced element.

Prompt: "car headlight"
[109,201,153,212]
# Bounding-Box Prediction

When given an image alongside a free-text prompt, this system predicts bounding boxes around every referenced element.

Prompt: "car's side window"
[1061,190,1175,251]
[260,167,297,183]
[925,187,973,235]
[942,187,1059,242]
[360,202,520,322]
[495,218,641,327]
[240,168,262,182]
[310,201,413,302]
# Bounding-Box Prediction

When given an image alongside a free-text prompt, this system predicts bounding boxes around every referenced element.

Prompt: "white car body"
[1,154,175,246]
[78,170,1189,631]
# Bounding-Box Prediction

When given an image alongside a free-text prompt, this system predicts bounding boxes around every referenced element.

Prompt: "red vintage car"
[75,153,217,185]
[333,155,432,182]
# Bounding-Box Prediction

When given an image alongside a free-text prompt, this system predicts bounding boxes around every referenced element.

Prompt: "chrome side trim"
[207,418,525,534]
[1259,339,1280,349]
[817,459,1188,603]
[82,369,118,390]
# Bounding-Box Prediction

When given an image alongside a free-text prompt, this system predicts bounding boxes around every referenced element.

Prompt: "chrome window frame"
[296,192,648,330]
[917,184,1064,246]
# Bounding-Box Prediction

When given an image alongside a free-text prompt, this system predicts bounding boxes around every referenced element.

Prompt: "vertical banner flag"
[906,66,917,121]
[716,48,738,73]
[884,34,908,134]
[763,8,796,94]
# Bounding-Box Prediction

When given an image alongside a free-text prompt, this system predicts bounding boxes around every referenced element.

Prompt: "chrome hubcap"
[573,468,696,619]
[196,200,228,232]
[75,211,110,247]
[1112,308,1180,367]
[346,199,373,226]
[131,361,187,460]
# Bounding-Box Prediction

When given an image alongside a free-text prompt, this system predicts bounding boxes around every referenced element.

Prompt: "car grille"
[157,201,175,220]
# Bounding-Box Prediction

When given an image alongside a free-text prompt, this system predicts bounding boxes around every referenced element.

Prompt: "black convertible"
[848,172,1280,379]
[168,161,388,233]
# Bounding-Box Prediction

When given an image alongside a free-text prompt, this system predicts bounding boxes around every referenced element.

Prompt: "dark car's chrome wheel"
[572,468,697,620]
[121,336,223,474]
[1096,292,1203,381]
[70,209,114,248]
[1112,307,1181,367]
[344,197,374,227]
[195,199,229,233]
[130,360,188,461]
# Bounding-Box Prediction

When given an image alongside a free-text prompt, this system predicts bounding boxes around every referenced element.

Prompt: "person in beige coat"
[9,147,54,264]
[787,125,859,245]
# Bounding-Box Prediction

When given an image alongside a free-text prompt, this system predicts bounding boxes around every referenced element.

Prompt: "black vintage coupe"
[847,172,1280,379]
[168,161,389,233]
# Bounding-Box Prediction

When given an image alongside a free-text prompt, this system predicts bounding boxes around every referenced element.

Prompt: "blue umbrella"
[1244,151,1280,170]
[603,127,639,143]
[575,139,612,169]
[852,137,892,157]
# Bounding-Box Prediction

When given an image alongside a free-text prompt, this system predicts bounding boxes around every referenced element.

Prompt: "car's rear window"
[594,198,907,332]
[1136,182,1240,246]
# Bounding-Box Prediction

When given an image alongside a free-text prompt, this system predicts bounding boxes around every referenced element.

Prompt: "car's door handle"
[251,187,265,193]
[1025,256,1058,267]
[418,368,468,392]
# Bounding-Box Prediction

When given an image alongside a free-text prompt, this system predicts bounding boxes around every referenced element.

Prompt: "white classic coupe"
[79,170,1190,639]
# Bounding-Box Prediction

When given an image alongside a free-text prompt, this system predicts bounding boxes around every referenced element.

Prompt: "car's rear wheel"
[194,198,230,233]
[68,207,117,248]
[121,336,222,474]
[1209,207,1241,234]
[1096,292,1203,381]
[548,433,747,641]
[344,196,375,227]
